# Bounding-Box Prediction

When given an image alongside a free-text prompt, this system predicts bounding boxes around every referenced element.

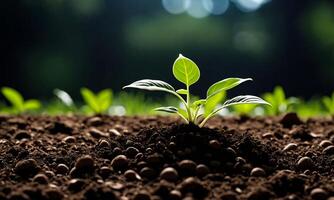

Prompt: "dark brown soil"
[0,114,333,200]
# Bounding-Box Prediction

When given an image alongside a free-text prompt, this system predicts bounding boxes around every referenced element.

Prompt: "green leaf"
[207,78,252,99]
[177,108,189,122]
[154,106,178,113]
[204,91,225,116]
[97,89,112,112]
[274,86,286,104]
[80,88,100,113]
[176,89,188,95]
[123,79,175,93]
[24,99,41,110]
[223,95,270,108]
[54,89,74,107]
[1,87,24,112]
[192,99,206,107]
[172,54,200,86]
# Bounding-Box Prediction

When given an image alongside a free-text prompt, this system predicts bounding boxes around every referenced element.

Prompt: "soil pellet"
[56,164,69,175]
[310,188,328,200]
[297,157,314,170]
[32,174,48,184]
[62,136,75,143]
[140,167,156,179]
[124,170,141,181]
[68,179,86,192]
[75,155,94,170]
[14,159,39,178]
[283,143,297,152]
[179,160,197,172]
[160,167,178,182]
[209,140,221,149]
[250,167,266,177]
[169,190,182,200]
[196,164,210,177]
[111,155,128,170]
[322,145,334,154]
[126,146,140,157]
[319,140,332,148]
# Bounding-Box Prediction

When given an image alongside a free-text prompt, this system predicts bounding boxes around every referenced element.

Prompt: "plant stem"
[186,85,193,123]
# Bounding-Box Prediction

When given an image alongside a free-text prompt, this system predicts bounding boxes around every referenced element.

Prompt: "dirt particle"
[160,167,178,182]
[322,145,334,155]
[14,159,39,178]
[134,191,151,200]
[126,146,140,158]
[310,188,328,200]
[297,157,314,171]
[177,177,208,198]
[220,191,237,200]
[247,187,273,200]
[209,139,221,149]
[13,131,31,140]
[279,113,302,128]
[100,166,112,178]
[178,160,197,175]
[140,167,156,179]
[111,155,129,170]
[98,139,110,148]
[32,174,48,184]
[75,155,95,171]
[283,143,297,152]
[56,164,69,175]
[68,179,86,193]
[169,190,182,200]
[124,169,141,181]
[62,136,75,143]
[319,140,332,148]
[45,188,64,200]
[87,117,103,126]
[196,164,210,177]
[250,167,266,177]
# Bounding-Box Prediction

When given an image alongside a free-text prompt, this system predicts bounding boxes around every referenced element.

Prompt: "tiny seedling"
[123,54,270,127]
[80,88,113,114]
[262,86,298,115]
[1,87,41,114]
[322,92,334,115]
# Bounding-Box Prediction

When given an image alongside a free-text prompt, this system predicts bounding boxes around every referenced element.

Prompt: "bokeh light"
[162,0,190,14]
[203,0,230,15]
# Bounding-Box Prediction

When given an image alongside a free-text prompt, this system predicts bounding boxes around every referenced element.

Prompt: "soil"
[0,114,333,200]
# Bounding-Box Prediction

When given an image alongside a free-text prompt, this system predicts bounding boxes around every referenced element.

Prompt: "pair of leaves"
[1,87,41,113]
[81,88,112,114]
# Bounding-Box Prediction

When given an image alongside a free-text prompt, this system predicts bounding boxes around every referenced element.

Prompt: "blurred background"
[1,0,334,100]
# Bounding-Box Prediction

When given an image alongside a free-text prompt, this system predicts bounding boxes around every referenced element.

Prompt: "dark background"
[1,0,334,100]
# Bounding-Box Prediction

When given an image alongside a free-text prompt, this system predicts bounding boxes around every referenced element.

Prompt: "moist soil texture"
[0,114,333,200]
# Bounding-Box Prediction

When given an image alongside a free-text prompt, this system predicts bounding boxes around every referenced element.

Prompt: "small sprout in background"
[294,98,323,119]
[123,54,270,127]
[48,89,77,114]
[0,87,41,114]
[80,88,113,114]
[232,104,258,116]
[322,92,334,115]
[262,86,298,115]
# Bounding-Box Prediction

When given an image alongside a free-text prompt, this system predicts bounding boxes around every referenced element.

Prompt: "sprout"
[123,54,270,127]
[1,87,41,114]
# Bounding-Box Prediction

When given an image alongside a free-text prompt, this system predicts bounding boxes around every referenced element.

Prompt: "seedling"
[1,87,41,114]
[80,88,113,114]
[262,86,298,115]
[123,54,270,127]
[322,92,334,115]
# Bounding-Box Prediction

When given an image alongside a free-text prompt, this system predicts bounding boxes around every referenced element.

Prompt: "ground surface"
[0,114,333,200]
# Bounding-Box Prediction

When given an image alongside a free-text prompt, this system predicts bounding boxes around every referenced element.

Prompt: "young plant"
[262,86,298,115]
[80,88,112,114]
[1,87,41,114]
[322,92,334,115]
[123,54,270,127]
